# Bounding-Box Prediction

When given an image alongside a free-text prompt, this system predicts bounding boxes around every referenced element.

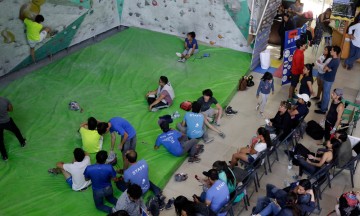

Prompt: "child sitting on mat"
[176,32,199,63]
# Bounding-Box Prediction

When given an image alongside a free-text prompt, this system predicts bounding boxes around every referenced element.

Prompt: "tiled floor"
[161,43,360,215]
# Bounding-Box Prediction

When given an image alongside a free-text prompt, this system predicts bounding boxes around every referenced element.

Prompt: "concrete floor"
[161,43,360,216]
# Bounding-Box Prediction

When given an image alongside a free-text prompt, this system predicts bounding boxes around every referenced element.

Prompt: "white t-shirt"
[63,156,92,191]
[251,142,267,159]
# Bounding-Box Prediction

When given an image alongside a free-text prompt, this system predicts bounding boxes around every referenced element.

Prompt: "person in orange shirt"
[288,39,306,101]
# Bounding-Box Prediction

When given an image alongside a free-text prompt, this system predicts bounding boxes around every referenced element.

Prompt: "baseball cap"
[334,88,343,97]
[202,169,219,181]
[296,94,310,102]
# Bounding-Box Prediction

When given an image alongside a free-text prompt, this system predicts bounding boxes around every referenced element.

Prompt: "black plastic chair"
[266,133,282,173]
[242,150,268,187]
[332,152,360,188]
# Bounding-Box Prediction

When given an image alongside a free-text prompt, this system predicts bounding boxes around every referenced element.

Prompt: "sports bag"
[238,76,247,91]
[180,101,192,111]
[306,120,324,140]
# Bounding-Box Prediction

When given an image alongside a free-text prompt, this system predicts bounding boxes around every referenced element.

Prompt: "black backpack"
[306,120,324,140]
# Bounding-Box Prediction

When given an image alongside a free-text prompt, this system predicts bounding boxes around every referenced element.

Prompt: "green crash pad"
[0,27,251,215]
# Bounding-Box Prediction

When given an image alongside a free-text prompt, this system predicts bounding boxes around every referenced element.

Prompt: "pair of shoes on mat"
[48,168,61,175]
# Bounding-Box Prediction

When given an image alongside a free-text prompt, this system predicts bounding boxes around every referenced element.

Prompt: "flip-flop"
[174,173,188,182]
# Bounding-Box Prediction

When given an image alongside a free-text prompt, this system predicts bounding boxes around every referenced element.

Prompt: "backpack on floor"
[238,76,247,91]
[180,101,192,111]
[338,191,360,216]
[306,120,324,140]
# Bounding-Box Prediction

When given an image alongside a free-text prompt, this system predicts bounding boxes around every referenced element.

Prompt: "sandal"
[174,173,188,182]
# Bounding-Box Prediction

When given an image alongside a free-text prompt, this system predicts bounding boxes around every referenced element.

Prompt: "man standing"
[315,46,341,114]
[48,148,92,191]
[278,14,295,60]
[197,89,223,126]
[288,39,306,100]
[0,97,26,161]
[97,117,136,170]
[343,18,360,70]
[84,150,118,213]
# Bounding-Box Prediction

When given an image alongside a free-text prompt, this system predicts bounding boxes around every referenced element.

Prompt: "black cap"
[202,169,219,181]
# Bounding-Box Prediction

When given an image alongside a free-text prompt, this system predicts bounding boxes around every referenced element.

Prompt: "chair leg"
[265,155,272,172]
[244,197,248,210]
[263,160,268,175]
[328,173,332,189]
[253,178,258,192]
[246,194,250,206]
[275,148,279,161]
[351,169,354,188]
[255,172,260,188]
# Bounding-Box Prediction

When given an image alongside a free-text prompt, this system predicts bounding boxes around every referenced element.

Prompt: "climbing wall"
[120,0,253,53]
[0,0,123,77]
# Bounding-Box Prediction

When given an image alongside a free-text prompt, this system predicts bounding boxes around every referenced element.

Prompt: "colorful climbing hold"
[152,0,157,6]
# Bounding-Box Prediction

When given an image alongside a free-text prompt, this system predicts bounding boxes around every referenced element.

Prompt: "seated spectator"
[266,101,292,141]
[288,94,310,127]
[79,117,102,153]
[197,89,223,126]
[115,150,163,201]
[212,161,236,194]
[145,76,175,112]
[112,184,146,216]
[177,101,225,143]
[155,121,203,163]
[254,192,301,216]
[108,210,130,216]
[229,127,271,168]
[334,131,353,167]
[174,195,210,216]
[48,148,91,191]
[176,32,199,62]
[296,139,341,176]
[337,191,360,216]
[253,180,315,215]
[193,169,230,216]
[84,150,118,213]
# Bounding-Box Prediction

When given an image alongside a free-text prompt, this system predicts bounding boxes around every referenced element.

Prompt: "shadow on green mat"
[0,27,251,215]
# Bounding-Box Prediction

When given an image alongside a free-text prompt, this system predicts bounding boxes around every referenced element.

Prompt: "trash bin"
[260,49,271,70]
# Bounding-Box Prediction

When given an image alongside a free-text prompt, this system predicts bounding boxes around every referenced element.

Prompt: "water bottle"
[288,160,293,170]
[172,111,180,119]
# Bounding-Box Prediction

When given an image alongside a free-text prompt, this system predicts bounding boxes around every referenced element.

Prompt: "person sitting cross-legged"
[155,121,203,163]
[197,89,223,126]
[112,183,147,216]
[145,76,175,112]
[48,148,91,191]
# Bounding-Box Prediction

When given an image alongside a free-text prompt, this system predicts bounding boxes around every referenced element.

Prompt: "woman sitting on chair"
[296,138,341,176]
[229,127,272,169]
[288,94,311,128]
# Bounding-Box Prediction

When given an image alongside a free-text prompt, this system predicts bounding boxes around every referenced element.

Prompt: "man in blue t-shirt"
[155,121,203,163]
[84,150,118,213]
[315,46,341,114]
[194,169,229,216]
[115,150,162,198]
[176,32,199,63]
[177,101,225,144]
[97,117,137,169]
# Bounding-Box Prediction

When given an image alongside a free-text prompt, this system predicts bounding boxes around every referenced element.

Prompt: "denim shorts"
[66,176,73,187]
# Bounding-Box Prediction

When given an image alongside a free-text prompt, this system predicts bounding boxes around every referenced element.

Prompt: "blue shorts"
[66,177,73,188]
[248,155,255,163]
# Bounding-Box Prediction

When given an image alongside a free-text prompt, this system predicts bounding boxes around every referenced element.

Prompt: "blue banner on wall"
[281,24,307,85]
